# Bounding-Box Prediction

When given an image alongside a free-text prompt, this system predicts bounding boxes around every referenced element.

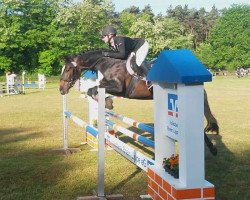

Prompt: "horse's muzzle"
[60,89,66,95]
[59,80,70,95]
[59,84,68,95]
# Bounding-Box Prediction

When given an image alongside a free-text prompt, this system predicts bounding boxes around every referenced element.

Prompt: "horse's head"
[59,50,105,95]
[59,56,82,95]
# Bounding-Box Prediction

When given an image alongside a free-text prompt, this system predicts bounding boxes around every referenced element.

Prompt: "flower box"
[163,154,179,178]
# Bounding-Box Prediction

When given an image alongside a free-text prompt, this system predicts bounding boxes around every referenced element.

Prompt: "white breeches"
[135,41,149,66]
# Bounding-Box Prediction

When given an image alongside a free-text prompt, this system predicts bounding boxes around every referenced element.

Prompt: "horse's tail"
[204,132,218,156]
[203,89,219,156]
[204,90,219,134]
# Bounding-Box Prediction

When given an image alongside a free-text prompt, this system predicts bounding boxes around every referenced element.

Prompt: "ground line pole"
[97,87,105,197]
[63,94,68,150]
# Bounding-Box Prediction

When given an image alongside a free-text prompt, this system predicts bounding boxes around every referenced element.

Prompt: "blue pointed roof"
[147,49,212,84]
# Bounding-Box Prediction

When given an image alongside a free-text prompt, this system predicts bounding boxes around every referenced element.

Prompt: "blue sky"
[112,0,249,14]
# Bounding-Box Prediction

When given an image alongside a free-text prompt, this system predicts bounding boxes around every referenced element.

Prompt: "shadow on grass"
[0,127,42,145]
[0,127,29,135]
[110,168,142,193]
[0,150,79,199]
[204,133,250,199]
[0,127,98,200]
[1,123,248,199]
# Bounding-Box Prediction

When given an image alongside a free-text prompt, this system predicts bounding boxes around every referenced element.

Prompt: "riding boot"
[140,62,149,76]
[131,62,144,77]
[135,66,144,77]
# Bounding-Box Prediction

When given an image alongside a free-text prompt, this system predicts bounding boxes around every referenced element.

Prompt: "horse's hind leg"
[87,86,114,110]
[205,132,217,156]
[105,97,113,110]
[204,90,219,134]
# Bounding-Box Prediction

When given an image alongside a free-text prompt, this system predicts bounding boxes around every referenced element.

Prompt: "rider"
[101,25,149,77]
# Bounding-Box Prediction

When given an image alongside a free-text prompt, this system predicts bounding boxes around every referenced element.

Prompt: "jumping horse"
[59,49,219,155]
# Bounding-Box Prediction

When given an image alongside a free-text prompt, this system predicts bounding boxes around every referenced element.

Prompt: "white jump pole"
[97,87,105,197]
[78,87,123,200]
[60,94,81,154]
[6,74,10,95]
[63,94,68,150]
[22,71,25,94]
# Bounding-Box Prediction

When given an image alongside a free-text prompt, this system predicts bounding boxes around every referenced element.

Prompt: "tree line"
[0,0,249,75]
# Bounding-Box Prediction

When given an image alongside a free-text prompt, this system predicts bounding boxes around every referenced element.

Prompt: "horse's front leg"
[87,86,98,98]
[87,86,114,110]
[99,79,123,94]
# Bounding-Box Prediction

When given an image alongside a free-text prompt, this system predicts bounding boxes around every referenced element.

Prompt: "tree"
[195,43,216,69]
[0,0,59,74]
[119,4,155,36]
[119,11,138,35]
[141,4,154,22]
[0,0,115,75]
[197,5,250,70]
[166,5,220,48]
[129,17,193,59]
[122,5,140,14]
[205,5,220,40]
[119,6,193,59]
[41,0,114,74]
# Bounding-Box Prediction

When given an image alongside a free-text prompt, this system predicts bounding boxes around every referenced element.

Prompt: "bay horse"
[59,49,219,155]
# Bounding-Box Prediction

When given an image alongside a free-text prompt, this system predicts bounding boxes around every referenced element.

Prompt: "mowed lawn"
[0,76,249,200]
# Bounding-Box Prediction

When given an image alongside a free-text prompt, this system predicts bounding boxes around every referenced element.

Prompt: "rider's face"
[101,35,109,43]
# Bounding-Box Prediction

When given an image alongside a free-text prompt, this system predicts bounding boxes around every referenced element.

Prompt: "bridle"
[60,62,79,88]
[60,55,102,88]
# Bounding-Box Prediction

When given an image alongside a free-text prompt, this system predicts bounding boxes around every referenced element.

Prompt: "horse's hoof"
[105,97,113,110]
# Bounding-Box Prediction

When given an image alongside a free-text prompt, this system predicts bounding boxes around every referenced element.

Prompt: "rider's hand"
[102,51,109,57]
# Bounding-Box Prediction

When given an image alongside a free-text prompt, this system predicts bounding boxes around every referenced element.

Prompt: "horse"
[59,49,219,155]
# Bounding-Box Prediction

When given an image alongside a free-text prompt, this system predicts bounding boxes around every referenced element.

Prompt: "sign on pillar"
[166,87,179,141]
[153,83,176,167]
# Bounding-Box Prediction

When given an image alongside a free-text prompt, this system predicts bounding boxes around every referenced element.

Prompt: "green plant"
[163,154,179,178]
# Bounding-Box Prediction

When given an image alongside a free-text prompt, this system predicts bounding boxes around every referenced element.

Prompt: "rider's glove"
[102,51,109,57]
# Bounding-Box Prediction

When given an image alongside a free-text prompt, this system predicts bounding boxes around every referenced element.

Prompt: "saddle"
[125,54,153,97]
[126,54,153,79]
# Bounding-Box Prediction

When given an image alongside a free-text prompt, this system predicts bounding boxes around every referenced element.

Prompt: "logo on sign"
[168,93,178,118]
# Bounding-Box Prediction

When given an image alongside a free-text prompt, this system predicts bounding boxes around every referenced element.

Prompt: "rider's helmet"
[101,26,117,37]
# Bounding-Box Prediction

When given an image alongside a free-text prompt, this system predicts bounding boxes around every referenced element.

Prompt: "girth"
[125,76,153,98]
[125,76,138,98]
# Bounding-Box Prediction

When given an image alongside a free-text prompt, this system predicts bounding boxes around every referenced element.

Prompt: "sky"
[111,0,249,14]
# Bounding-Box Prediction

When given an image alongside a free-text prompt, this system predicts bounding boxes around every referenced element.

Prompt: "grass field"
[0,76,249,200]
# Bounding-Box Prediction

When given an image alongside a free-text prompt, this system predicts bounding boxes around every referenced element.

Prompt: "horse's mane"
[64,48,112,62]
[81,48,107,54]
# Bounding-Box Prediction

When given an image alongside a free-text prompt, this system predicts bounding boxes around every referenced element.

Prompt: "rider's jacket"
[103,36,145,59]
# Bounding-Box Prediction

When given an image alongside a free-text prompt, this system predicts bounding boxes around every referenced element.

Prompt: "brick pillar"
[147,166,215,200]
